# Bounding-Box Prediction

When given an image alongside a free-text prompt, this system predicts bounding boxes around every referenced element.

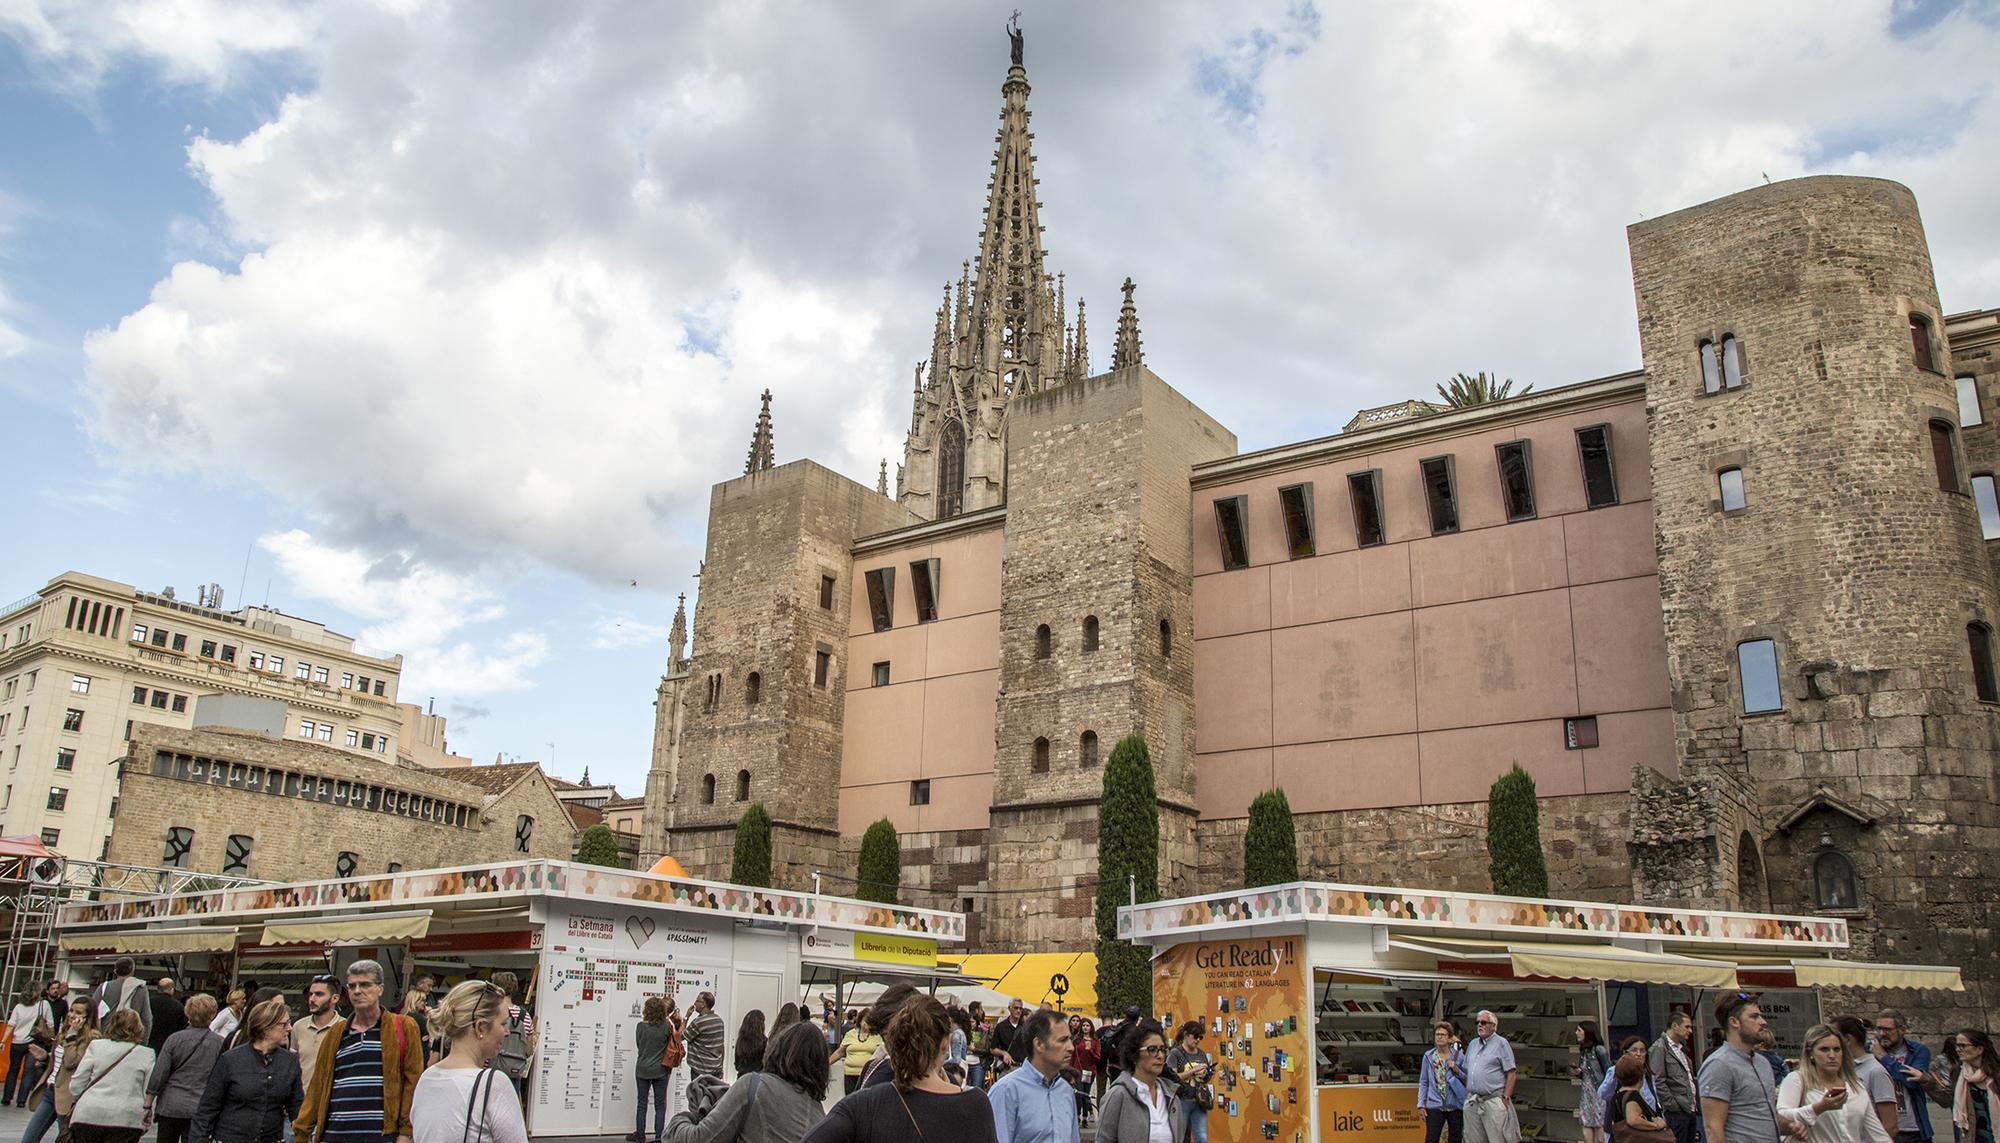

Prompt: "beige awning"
[1791,959,1963,991]
[261,910,431,947]
[1509,944,1739,988]
[59,926,239,954]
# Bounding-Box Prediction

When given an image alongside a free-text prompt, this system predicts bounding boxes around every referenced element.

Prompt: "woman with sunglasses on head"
[408,982,528,1143]
[1778,1023,1889,1143]
[1096,1020,1185,1143]
[190,997,303,1143]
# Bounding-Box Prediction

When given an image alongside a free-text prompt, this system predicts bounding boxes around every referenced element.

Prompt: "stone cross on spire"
[745,389,775,474]
[1111,277,1143,371]
[668,592,687,670]
[877,458,889,496]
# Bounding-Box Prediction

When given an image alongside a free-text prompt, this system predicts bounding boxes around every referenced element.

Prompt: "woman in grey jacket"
[143,995,224,1143]
[666,1023,827,1143]
[1097,1022,1186,1143]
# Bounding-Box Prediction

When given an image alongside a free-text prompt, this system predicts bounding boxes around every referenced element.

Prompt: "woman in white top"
[209,991,246,1042]
[68,1009,156,1143]
[7,988,47,1108]
[409,981,529,1143]
[1779,1023,1895,1143]
[1097,1022,1186,1143]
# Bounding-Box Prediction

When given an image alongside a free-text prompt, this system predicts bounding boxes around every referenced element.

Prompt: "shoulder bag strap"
[463,1067,497,1143]
[69,1043,139,1101]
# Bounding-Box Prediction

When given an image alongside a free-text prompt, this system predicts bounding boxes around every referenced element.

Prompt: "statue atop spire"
[877,458,889,496]
[1006,10,1024,67]
[667,592,688,670]
[1112,277,1143,371]
[745,389,775,474]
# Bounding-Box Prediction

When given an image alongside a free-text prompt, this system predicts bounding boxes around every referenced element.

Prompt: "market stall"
[1119,882,1962,1143]
[57,858,966,1135]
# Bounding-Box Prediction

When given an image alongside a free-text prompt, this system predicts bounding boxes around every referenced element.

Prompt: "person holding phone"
[1780,1024,1892,1143]
[1870,1010,1933,1143]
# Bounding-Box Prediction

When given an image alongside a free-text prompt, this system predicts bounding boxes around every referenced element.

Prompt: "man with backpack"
[1100,1007,1141,1086]
[93,958,152,1046]
[489,971,536,1100]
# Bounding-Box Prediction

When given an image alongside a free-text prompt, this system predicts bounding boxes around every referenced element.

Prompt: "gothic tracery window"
[937,419,967,519]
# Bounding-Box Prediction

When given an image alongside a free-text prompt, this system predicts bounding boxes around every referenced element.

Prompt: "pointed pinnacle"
[745,388,775,474]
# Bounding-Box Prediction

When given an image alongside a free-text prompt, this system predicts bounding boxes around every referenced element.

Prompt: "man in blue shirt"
[1463,1010,1518,1143]
[1872,1009,1934,1143]
[991,1010,1080,1143]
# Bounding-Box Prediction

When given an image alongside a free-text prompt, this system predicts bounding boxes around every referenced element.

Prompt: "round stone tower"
[1625,176,2000,1029]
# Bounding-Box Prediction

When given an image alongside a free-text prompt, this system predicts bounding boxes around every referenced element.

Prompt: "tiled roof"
[448,762,543,794]
[566,803,604,829]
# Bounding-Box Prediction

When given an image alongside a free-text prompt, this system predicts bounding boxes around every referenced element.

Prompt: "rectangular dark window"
[1213,495,1250,570]
[909,558,940,623]
[872,661,890,687]
[1563,717,1599,749]
[1278,483,1316,559]
[1348,470,1385,547]
[151,629,168,647]
[814,650,831,689]
[150,690,168,709]
[55,748,74,771]
[171,633,186,652]
[131,685,147,705]
[1495,441,1536,522]
[1971,625,1998,703]
[199,640,216,658]
[219,644,236,663]
[1576,424,1619,508]
[864,567,895,632]
[62,709,83,732]
[1738,639,1783,714]
[1420,456,1459,535]
[46,787,65,811]
[910,779,931,806]
[819,575,836,610]
[1930,420,1960,492]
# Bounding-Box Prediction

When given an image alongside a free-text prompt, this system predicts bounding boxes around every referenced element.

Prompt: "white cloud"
[31,0,2000,605]
[0,0,314,92]
[258,528,547,695]
[588,614,672,652]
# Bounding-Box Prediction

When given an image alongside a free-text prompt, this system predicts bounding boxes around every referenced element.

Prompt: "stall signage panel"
[1154,936,1311,1143]
[1316,1087,1425,1143]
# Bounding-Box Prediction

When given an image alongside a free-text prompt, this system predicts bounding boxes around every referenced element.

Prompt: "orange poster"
[1316,1085,1428,1143]
[1153,935,1310,1143]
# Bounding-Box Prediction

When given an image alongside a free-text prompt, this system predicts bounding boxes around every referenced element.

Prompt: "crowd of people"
[8,965,1994,1143]
[1412,996,1997,1143]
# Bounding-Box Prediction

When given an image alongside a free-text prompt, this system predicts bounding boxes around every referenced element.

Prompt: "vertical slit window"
[1495,441,1537,521]
[736,770,750,801]
[1720,335,1744,389]
[814,650,831,689]
[1082,615,1100,653]
[1278,483,1316,559]
[701,775,715,804]
[745,672,761,705]
[1718,467,1747,511]
[1958,376,1984,428]
[819,575,835,610]
[1738,639,1783,714]
[1035,624,1051,660]
[1576,424,1620,508]
[1159,619,1172,658]
[910,558,940,623]
[1348,470,1385,547]
[1930,420,1960,492]
[1079,730,1099,768]
[1420,456,1459,535]
[1973,476,2000,539]
[1911,313,1937,372]
[1032,737,1050,773]
[864,567,895,632]
[1213,496,1250,570]
[1971,623,1999,703]
[1699,340,1721,393]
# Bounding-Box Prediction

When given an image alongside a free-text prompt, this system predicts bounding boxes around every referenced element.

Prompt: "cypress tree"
[1095,733,1159,1016]
[1242,788,1299,887]
[731,802,773,888]
[856,818,901,904]
[1486,764,1550,896]
[575,824,623,868]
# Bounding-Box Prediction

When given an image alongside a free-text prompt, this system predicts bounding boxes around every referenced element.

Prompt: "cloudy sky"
[3,0,1997,796]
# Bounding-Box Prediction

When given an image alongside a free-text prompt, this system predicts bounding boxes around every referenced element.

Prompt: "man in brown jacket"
[293,960,423,1143]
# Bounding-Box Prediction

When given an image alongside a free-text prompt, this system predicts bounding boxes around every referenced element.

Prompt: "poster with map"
[1153,934,1311,1143]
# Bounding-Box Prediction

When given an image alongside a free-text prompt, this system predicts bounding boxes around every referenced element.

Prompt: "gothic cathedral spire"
[745,389,775,474]
[1111,278,1143,371]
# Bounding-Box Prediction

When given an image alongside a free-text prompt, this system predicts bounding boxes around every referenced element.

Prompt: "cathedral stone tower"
[1626,177,2000,1026]
[901,22,1091,523]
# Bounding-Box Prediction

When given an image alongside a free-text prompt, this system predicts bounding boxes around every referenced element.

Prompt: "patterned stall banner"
[57,858,967,942]
[1119,883,1846,949]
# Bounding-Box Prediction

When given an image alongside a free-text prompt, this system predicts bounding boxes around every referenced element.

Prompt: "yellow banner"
[853,931,938,967]
[1316,1085,1427,1143]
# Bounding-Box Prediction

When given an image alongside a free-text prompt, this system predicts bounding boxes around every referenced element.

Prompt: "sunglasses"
[1476,1019,1496,1026]
[1139,1045,1167,1055]
[310,975,339,986]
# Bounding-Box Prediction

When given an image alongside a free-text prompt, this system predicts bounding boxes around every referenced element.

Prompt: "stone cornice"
[852,504,1007,556]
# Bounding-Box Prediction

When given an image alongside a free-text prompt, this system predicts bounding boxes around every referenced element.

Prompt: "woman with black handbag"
[1610,1055,1676,1143]
[410,982,528,1143]
[1165,1021,1215,1143]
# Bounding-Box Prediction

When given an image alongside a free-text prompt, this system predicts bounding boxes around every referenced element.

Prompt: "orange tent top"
[648,855,690,878]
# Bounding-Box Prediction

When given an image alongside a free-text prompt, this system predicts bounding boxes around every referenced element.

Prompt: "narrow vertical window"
[819,575,836,609]
[864,567,895,632]
[1159,618,1172,658]
[162,826,194,869]
[937,418,967,519]
[909,558,941,623]
[1738,639,1783,714]
[1348,470,1385,547]
[223,834,252,875]
[1495,441,1536,522]
[701,775,716,804]
[1082,615,1100,653]
[1079,730,1099,768]
[1930,420,1960,492]
[1970,623,1998,703]
[1718,467,1747,511]
[736,770,750,801]
[1576,425,1620,508]
[1278,483,1316,558]
[872,661,890,687]
[1213,496,1250,570]
[1720,335,1744,389]
[1973,476,2000,540]
[1035,624,1052,660]
[1420,456,1459,535]
[745,672,761,704]
[1958,376,1984,428]
[1032,737,1050,773]
[1699,340,1721,393]
[513,815,534,853]
[814,649,831,689]
[1910,313,1937,372]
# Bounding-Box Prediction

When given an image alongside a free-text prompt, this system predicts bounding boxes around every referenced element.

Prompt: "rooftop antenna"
[237,540,253,609]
